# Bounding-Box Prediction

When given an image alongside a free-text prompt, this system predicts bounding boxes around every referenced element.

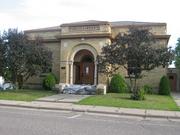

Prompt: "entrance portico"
[69,44,98,85]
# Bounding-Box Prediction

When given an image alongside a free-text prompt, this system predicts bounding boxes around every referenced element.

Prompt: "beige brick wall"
[111,25,166,38]
[136,67,167,89]
[26,31,60,40]
[106,66,166,90]
[44,42,60,80]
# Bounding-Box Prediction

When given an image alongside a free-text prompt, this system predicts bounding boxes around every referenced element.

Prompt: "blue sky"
[0,0,21,10]
[0,0,180,48]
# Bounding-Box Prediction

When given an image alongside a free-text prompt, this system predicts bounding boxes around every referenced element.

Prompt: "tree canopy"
[98,28,173,94]
[175,38,180,68]
[0,34,6,76]
[0,29,52,88]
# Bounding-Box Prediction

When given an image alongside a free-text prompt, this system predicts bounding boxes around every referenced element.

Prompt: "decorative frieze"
[69,25,100,32]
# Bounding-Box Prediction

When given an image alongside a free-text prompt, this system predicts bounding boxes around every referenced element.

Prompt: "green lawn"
[78,93,179,111]
[0,89,56,101]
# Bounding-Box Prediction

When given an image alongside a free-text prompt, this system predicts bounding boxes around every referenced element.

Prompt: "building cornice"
[61,21,109,27]
[111,23,166,28]
[28,39,59,43]
[28,34,170,43]
[56,33,112,39]
[25,29,61,33]
[154,35,170,39]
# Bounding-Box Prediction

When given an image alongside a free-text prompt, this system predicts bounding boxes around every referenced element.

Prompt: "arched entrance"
[73,49,94,84]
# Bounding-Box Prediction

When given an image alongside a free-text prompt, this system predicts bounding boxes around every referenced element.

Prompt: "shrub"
[110,74,128,93]
[131,88,145,100]
[51,73,58,83]
[143,85,154,94]
[159,76,171,95]
[42,73,56,90]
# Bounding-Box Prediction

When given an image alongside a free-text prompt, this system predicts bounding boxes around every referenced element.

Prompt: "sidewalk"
[0,99,180,119]
[36,94,90,103]
[172,92,180,106]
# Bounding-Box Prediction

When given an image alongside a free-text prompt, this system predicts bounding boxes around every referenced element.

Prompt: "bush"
[42,73,56,90]
[109,74,128,93]
[159,76,171,95]
[143,85,154,94]
[131,88,145,100]
[51,73,58,83]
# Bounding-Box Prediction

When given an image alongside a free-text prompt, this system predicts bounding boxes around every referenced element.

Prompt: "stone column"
[65,61,69,84]
[70,61,73,84]
[94,61,97,85]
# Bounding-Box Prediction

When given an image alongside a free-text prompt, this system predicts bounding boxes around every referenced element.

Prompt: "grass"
[0,89,56,101]
[78,93,179,111]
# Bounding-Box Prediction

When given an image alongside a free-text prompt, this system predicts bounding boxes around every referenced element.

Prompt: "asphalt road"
[0,107,180,135]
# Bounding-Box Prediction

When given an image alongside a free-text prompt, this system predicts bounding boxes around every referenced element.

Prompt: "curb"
[0,103,180,119]
[35,100,76,104]
[0,103,73,112]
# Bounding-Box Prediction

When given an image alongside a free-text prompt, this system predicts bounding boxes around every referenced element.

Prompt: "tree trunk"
[106,75,110,92]
[12,70,18,89]
[17,75,23,89]
[134,77,137,92]
[128,74,133,92]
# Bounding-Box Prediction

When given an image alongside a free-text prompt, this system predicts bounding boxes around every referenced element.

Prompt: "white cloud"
[0,0,180,47]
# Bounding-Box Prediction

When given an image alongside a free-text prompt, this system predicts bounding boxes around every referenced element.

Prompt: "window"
[85,66,89,75]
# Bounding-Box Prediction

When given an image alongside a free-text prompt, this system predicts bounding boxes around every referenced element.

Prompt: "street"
[0,107,180,135]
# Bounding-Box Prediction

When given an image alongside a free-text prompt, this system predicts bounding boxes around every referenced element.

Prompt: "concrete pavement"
[36,94,90,103]
[172,92,180,106]
[0,99,180,119]
[1,107,180,135]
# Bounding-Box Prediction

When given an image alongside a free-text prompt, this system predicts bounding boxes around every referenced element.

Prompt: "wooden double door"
[74,62,94,85]
[168,73,177,91]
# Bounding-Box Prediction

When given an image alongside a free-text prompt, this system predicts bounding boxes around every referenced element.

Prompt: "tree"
[1,29,52,88]
[0,34,7,77]
[98,28,173,99]
[175,38,180,68]
[0,35,4,76]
